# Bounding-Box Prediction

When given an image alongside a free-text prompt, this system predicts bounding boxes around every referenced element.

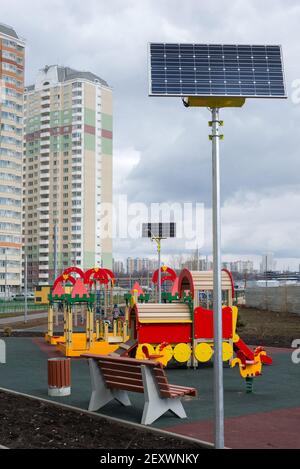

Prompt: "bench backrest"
[82,354,172,397]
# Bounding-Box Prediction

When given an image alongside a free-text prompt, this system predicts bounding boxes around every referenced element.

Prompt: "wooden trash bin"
[48,357,71,396]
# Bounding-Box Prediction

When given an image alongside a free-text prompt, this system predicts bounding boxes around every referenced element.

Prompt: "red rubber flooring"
[166,407,300,449]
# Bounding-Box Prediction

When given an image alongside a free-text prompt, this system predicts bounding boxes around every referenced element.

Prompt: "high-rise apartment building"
[0,24,25,296]
[126,257,156,274]
[260,252,276,273]
[222,260,254,274]
[113,259,124,274]
[23,65,112,288]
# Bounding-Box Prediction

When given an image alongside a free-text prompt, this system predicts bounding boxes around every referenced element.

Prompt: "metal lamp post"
[211,107,224,448]
[151,235,164,303]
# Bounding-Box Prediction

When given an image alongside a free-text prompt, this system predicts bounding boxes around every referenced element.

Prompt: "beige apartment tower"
[23,65,112,288]
[0,24,25,296]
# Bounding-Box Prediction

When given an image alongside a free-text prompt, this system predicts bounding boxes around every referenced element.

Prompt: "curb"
[0,386,217,449]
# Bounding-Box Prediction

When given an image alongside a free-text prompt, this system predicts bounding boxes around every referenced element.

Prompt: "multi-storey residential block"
[0,24,25,296]
[23,65,112,287]
[126,257,153,274]
[260,252,276,273]
[113,259,124,274]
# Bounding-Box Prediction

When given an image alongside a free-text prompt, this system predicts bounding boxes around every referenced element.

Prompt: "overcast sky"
[2,0,300,270]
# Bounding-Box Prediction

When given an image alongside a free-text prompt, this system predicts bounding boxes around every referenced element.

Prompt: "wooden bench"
[81,354,197,425]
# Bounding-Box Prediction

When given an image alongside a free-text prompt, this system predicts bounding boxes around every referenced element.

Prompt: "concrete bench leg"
[140,365,187,425]
[87,358,131,411]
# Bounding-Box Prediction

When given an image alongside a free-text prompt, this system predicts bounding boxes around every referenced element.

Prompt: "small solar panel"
[142,222,176,238]
[149,43,286,98]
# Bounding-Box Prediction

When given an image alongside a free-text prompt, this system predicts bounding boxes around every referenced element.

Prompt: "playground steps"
[112,338,138,356]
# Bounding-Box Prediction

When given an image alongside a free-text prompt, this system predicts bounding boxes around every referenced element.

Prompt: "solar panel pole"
[211,107,224,449]
[151,235,162,302]
[158,239,161,302]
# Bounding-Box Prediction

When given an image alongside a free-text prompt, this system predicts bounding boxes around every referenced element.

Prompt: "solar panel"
[149,43,286,98]
[142,222,176,238]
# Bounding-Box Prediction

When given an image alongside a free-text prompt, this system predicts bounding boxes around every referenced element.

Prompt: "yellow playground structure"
[46,267,133,357]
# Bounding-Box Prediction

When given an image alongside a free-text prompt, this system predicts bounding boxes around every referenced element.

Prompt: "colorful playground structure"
[46,265,272,388]
[46,266,129,357]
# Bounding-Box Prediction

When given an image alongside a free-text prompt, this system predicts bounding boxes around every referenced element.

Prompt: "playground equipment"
[84,267,115,319]
[129,269,272,388]
[35,285,51,305]
[124,282,150,305]
[152,265,179,303]
[46,267,130,357]
[231,344,272,392]
[46,266,272,390]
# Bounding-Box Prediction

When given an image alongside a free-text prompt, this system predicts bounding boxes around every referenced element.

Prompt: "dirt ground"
[0,391,204,449]
[237,306,300,347]
[0,317,47,332]
[0,310,46,319]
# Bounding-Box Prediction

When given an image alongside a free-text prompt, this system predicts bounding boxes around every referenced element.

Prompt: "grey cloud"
[1,0,300,262]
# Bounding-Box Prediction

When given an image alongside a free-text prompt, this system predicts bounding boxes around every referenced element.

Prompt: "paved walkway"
[0,312,47,325]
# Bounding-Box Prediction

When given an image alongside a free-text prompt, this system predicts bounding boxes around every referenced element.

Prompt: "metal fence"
[0,301,48,316]
[245,285,300,314]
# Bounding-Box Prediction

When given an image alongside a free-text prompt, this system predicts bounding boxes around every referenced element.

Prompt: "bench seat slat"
[169,385,197,397]
[160,389,185,398]
[97,362,145,374]
[106,380,144,393]
[102,372,171,391]
[102,373,143,386]
[83,354,160,367]
[100,366,142,380]
[101,368,169,386]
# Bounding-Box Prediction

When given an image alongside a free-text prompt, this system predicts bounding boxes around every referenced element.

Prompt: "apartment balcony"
[39,258,49,264]
[40,131,50,138]
[40,124,50,130]
[72,168,82,175]
[40,148,50,155]
[41,98,50,106]
[39,273,49,279]
[39,247,49,253]
[41,90,50,97]
[40,189,49,195]
[39,239,49,245]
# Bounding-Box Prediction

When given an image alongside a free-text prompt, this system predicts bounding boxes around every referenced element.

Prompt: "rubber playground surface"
[0,337,299,449]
